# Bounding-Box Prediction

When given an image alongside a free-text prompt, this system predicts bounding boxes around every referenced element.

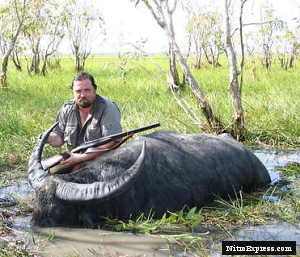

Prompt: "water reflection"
[253,149,300,184]
[0,179,33,207]
[0,179,33,198]
[236,222,300,243]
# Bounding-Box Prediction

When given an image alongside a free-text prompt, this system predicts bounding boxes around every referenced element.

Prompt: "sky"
[60,0,300,55]
[99,1,168,54]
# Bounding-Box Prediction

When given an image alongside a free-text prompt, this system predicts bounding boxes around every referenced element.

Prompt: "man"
[47,72,122,170]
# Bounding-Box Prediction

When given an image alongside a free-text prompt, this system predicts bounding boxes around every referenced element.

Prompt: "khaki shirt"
[54,95,122,151]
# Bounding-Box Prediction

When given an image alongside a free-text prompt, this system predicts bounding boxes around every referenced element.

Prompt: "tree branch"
[232,20,283,36]
[142,0,166,28]
[167,0,177,14]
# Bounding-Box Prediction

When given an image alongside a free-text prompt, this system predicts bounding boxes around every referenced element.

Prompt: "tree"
[23,0,66,75]
[186,12,205,69]
[224,0,247,138]
[133,0,223,132]
[184,1,224,69]
[256,3,283,71]
[199,12,223,68]
[276,30,300,70]
[11,44,24,71]
[40,3,66,75]
[66,0,105,72]
[167,30,181,91]
[0,0,28,85]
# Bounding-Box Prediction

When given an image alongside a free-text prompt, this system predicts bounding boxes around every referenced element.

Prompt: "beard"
[76,98,93,108]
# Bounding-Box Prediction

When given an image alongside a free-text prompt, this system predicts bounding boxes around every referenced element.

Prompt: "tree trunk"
[168,41,181,91]
[1,52,10,75]
[31,52,40,74]
[194,43,202,69]
[289,55,295,69]
[224,0,245,138]
[12,50,22,71]
[41,53,51,76]
[288,44,296,69]
[202,46,212,65]
[1,44,13,86]
[1,0,26,85]
[172,40,223,131]
[1,40,16,80]
[75,54,81,72]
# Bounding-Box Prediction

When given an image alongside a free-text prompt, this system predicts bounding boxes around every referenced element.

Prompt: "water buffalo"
[28,124,270,227]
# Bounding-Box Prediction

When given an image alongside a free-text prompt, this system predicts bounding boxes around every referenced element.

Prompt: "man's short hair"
[71,72,97,90]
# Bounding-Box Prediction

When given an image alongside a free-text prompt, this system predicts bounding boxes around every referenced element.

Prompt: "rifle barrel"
[71,122,160,153]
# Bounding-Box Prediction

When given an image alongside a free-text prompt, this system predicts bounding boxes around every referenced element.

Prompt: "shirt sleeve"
[53,105,67,138]
[101,100,122,137]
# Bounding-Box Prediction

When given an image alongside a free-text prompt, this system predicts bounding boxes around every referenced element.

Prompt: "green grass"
[1,54,299,196]
[278,162,300,177]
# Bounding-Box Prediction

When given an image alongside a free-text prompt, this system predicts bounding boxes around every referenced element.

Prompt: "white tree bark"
[224,0,245,137]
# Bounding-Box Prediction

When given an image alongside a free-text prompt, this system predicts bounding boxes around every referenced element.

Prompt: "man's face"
[73,79,96,108]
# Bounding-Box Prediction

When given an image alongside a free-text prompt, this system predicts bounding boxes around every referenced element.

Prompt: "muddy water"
[10,216,170,257]
[10,217,300,257]
[37,227,170,257]
[1,149,300,257]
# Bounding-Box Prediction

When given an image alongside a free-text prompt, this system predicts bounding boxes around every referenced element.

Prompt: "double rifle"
[41,122,160,171]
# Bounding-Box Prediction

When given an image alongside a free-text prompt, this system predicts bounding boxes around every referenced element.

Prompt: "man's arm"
[48,101,70,147]
[60,141,117,167]
[47,132,64,147]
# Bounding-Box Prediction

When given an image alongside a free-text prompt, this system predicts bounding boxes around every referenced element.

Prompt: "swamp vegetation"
[0,56,300,256]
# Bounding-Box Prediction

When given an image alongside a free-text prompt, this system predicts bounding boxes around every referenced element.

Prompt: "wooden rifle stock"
[41,152,70,170]
[41,122,160,170]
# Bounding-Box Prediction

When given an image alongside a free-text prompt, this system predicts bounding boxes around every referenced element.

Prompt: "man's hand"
[59,150,106,168]
[60,152,84,167]
[60,141,118,167]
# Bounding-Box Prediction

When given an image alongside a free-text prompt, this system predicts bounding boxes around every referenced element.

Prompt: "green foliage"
[104,207,202,234]
[0,7,9,15]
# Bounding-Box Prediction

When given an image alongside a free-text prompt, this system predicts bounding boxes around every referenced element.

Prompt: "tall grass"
[1,56,300,168]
